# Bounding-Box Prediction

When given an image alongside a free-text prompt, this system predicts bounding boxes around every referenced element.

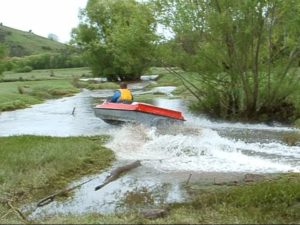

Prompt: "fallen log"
[36,176,96,208]
[95,160,142,191]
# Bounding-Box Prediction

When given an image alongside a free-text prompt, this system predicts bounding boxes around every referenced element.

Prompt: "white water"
[106,122,300,173]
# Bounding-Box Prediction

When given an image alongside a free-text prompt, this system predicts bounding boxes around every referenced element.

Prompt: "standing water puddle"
[0,87,299,218]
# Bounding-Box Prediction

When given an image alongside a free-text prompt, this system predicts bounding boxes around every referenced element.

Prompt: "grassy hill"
[0,24,67,57]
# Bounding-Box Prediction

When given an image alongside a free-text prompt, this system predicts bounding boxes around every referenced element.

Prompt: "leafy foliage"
[3,50,86,72]
[155,0,300,122]
[71,0,157,81]
[0,43,6,76]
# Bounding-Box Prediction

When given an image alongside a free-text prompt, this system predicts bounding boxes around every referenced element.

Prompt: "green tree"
[155,0,300,122]
[71,0,157,81]
[0,43,7,76]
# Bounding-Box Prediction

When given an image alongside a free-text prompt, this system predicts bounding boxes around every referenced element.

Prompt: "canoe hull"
[94,102,185,125]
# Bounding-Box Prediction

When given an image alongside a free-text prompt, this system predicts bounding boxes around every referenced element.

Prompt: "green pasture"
[0,25,66,56]
[0,79,79,111]
[0,135,114,224]
[2,67,92,81]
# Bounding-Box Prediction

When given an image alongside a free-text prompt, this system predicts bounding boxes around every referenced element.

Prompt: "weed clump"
[282,132,300,146]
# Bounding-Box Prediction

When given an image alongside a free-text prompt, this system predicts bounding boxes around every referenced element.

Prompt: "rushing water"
[1,89,298,173]
[1,87,299,217]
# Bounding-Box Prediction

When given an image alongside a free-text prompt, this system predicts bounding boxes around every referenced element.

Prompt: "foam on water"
[106,123,300,173]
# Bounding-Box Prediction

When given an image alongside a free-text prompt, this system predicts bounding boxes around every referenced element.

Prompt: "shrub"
[0,63,4,75]
[282,132,300,146]
[17,86,25,94]
[50,70,55,77]
[15,66,33,73]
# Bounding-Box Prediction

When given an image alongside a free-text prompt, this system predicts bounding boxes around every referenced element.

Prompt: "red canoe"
[94,102,185,125]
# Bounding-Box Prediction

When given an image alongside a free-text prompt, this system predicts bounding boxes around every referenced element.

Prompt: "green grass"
[181,173,300,224]
[146,67,185,88]
[0,67,121,111]
[0,25,66,56]
[145,67,201,99]
[0,79,79,111]
[133,93,167,103]
[0,135,115,224]
[2,67,92,81]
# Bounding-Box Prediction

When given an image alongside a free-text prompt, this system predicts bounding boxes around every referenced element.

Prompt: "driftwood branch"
[95,160,142,191]
[186,173,192,185]
[37,161,142,207]
[36,176,96,208]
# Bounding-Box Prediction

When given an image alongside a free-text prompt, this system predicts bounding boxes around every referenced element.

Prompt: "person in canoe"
[109,82,133,104]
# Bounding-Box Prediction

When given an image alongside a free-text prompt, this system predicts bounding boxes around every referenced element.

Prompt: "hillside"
[0,24,67,57]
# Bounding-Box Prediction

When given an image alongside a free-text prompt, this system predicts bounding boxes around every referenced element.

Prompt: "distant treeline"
[3,51,87,72]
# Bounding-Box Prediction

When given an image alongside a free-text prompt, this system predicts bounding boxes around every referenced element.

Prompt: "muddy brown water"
[0,85,299,218]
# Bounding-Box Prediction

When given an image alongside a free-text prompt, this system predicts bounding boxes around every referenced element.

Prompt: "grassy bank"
[33,173,300,224]
[0,67,122,112]
[0,67,91,112]
[1,67,92,81]
[0,80,79,111]
[0,135,115,224]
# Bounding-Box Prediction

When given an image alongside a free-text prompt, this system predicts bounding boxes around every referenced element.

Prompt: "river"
[0,86,299,218]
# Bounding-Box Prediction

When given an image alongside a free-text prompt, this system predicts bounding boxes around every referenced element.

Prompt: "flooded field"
[0,86,299,218]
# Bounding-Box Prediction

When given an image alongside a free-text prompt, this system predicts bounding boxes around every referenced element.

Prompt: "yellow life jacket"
[119,89,133,101]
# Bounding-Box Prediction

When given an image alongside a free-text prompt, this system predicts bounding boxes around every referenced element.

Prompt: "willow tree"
[155,0,300,122]
[71,0,157,81]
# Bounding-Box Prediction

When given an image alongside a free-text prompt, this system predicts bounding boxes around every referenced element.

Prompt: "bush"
[6,52,87,71]
[15,65,32,73]
[0,63,4,75]
[281,132,300,146]
[17,86,25,94]
[50,70,55,77]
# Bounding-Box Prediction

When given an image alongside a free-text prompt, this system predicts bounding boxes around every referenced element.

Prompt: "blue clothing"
[111,90,121,103]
